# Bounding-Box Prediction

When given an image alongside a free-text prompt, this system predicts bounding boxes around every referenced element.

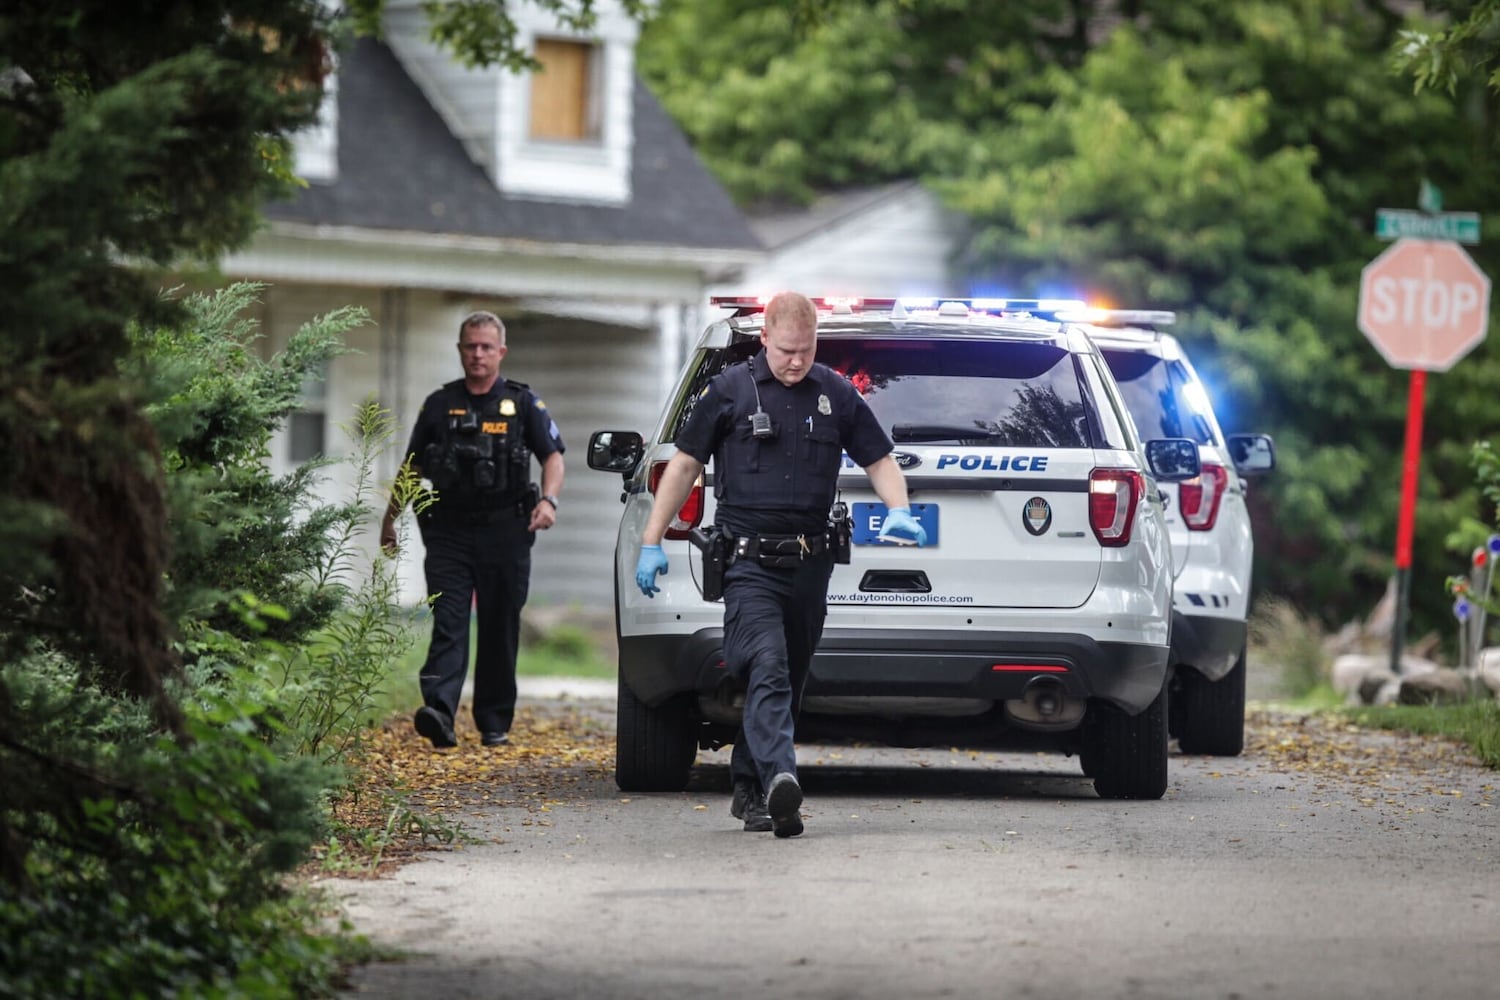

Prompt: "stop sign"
[1358,237,1491,371]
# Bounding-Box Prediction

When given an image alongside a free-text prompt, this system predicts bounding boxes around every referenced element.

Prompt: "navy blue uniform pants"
[417,510,533,734]
[723,551,835,793]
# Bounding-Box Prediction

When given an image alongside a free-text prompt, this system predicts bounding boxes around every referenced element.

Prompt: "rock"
[1363,578,1398,641]
[1332,653,1385,697]
[1398,655,1441,677]
[1359,669,1397,706]
[1397,668,1470,706]
[1373,677,1403,706]
[1477,647,1500,697]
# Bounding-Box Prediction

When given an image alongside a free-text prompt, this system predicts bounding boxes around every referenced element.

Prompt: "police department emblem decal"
[499,399,517,416]
[818,394,831,415]
[1023,497,1052,536]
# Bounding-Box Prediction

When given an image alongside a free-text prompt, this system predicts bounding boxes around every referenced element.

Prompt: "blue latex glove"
[636,544,669,596]
[877,507,927,547]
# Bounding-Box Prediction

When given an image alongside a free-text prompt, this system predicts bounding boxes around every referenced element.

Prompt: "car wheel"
[615,675,697,792]
[1174,646,1247,757]
[1083,682,1169,800]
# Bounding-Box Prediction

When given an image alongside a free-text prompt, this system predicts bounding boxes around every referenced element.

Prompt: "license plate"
[851,502,939,546]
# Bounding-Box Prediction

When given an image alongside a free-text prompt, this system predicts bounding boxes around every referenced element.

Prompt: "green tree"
[1394,0,1500,94]
[2,2,656,989]
[2,2,357,993]
[640,0,1500,639]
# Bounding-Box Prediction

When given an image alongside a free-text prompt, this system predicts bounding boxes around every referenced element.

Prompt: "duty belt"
[730,532,831,569]
[423,499,529,525]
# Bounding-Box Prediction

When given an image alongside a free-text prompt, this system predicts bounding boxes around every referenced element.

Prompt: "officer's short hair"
[764,292,817,335]
[459,310,506,344]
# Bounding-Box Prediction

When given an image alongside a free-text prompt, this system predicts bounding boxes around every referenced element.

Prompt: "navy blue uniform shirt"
[675,351,892,537]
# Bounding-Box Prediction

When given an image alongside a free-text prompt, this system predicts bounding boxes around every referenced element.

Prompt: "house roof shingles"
[266,38,759,253]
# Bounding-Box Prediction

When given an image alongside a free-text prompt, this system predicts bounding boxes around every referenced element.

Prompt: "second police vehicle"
[1076,309,1275,756]
[589,297,1202,800]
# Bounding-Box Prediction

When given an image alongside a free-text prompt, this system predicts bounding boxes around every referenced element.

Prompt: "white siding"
[494,4,638,204]
[251,283,667,615]
[291,62,338,181]
[500,314,661,610]
[721,187,963,299]
[383,5,503,175]
[383,0,638,205]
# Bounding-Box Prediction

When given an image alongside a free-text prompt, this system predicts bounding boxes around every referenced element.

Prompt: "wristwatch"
[541,494,560,510]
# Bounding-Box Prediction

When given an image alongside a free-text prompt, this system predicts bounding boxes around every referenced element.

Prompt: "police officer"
[634,292,925,838]
[381,310,565,749]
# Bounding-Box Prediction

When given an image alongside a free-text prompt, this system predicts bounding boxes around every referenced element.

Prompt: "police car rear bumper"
[1170,611,1247,683]
[618,627,1168,717]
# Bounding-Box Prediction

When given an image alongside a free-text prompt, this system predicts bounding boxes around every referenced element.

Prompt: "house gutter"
[224,220,764,299]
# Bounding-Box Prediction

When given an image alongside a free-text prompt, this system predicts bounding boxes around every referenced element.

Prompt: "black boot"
[730,778,772,832]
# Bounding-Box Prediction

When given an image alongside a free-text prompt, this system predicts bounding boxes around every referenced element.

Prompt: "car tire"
[1083,683,1169,800]
[615,675,697,792]
[1174,646,1247,757]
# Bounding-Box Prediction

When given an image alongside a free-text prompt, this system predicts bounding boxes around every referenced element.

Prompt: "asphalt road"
[329,686,1499,1000]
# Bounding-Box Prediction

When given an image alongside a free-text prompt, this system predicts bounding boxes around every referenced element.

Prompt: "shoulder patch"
[534,398,547,410]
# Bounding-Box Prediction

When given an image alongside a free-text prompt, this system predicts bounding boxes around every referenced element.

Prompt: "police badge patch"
[818,394,831,415]
[499,398,517,416]
[1023,496,1053,536]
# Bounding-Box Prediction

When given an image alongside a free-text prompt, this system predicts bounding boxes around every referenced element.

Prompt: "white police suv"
[587,297,1201,800]
[1078,309,1275,757]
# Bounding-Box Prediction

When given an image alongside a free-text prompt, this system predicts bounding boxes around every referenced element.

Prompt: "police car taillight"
[1089,469,1143,547]
[648,460,704,539]
[1178,462,1227,532]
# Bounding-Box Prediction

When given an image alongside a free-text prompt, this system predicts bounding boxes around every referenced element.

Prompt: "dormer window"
[529,38,602,144]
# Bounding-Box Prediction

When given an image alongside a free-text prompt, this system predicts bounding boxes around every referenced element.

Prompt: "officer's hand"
[636,544,668,597]
[877,508,927,547]
[529,502,557,533]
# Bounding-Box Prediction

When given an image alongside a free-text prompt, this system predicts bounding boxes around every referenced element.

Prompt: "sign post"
[1358,227,1491,673]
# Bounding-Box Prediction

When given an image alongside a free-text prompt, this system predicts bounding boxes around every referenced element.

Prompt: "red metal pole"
[1390,369,1426,675]
[1395,370,1426,570]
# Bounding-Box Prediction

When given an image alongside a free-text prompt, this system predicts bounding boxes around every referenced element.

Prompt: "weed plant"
[1248,594,1331,699]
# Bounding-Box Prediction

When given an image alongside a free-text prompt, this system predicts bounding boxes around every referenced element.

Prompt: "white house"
[717,181,967,301]
[221,1,762,614]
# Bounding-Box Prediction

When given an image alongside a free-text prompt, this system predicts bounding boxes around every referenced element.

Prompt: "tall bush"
[0,283,438,995]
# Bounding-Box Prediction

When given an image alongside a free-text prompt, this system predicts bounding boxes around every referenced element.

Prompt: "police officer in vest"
[381,310,565,749]
[635,292,926,837]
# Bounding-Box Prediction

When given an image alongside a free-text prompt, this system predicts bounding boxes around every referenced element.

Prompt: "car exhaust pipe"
[1004,677,1085,729]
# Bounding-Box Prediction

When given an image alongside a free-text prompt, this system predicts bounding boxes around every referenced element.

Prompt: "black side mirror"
[1145,438,1201,482]
[1226,433,1276,475]
[587,430,644,474]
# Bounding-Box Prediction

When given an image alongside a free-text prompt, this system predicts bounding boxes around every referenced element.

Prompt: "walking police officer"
[381,310,565,749]
[634,292,925,837]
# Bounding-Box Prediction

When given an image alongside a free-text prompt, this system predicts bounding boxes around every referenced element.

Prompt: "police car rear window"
[1100,349,1215,445]
[817,338,1091,448]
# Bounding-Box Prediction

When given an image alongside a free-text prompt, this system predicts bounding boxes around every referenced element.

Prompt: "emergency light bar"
[1053,308,1177,327]
[707,296,1091,318]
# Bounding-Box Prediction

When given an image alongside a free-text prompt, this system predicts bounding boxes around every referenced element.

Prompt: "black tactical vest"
[421,380,532,510]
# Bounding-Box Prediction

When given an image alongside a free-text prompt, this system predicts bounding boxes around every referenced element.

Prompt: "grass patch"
[385,613,616,692]
[1345,698,1500,768]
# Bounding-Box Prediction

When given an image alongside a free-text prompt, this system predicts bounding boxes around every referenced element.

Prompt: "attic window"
[528,37,601,143]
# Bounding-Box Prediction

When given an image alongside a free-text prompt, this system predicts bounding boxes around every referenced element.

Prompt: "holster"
[830,501,852,564]
[524,481,540,513]
[689,526,729,602]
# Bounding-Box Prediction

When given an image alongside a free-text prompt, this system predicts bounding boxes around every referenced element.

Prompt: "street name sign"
[1375,209,1481,245]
